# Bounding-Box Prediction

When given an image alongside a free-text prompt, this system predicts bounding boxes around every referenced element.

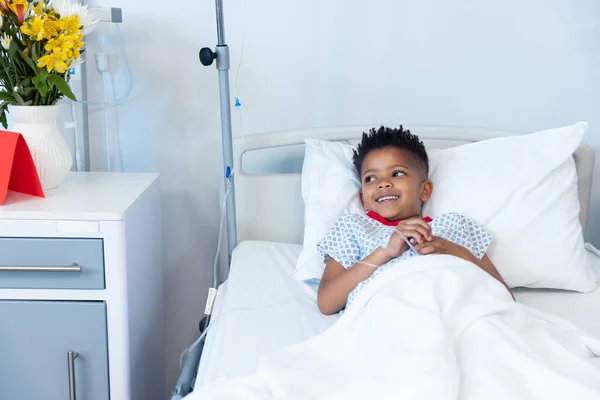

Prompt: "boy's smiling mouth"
[376,194,400,204]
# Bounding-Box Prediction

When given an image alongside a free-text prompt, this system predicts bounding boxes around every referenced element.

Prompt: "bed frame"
[170,124,594,399]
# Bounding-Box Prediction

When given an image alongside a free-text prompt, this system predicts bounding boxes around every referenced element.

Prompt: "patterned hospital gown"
[317,212,493,312]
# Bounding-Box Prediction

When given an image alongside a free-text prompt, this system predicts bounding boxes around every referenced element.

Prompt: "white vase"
[8,105,73,191]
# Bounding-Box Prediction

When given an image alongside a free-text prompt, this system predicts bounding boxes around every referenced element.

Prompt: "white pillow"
[295,139,364,282]
[295,122,600,292]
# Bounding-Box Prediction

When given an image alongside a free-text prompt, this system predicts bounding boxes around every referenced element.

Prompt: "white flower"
[69,57,85,70]
[13,86,19,92]
[0,14,4,28]
[48,0,99,35]
[1,33,11,50]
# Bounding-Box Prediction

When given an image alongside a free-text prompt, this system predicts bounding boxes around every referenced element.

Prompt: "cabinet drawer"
[0,300,110,400]
[0,237,105,289]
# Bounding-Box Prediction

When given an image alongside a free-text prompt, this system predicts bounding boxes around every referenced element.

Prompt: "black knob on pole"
[199,47,217,66]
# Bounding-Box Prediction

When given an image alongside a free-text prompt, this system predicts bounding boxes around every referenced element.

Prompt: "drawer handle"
[0,263,82,273]
[67,350,79,400]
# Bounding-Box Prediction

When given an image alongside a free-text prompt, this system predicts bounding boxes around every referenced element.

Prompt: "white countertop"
[0,172,160,221]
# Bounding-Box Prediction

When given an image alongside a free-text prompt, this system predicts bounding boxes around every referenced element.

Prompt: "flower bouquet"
[0,0,98,190]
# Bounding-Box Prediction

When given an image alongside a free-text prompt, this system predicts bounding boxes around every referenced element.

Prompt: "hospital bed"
[170,125,599,399]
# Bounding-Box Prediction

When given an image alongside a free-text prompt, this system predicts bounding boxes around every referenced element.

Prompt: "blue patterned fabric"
[317,212,493,312]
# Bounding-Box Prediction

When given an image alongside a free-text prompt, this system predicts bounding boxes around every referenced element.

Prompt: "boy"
[317,126,512,315]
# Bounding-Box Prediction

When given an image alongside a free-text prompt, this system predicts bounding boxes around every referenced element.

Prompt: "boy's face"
[359,147,433,221]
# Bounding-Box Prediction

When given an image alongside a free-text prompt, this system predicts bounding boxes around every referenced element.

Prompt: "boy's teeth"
[378,195,398,202]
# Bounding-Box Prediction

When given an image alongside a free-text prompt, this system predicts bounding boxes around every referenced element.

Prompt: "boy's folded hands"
[415,236,469,259]
[383,217,433,259]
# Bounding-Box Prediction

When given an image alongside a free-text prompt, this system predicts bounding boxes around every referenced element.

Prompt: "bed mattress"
[194,240,600,389]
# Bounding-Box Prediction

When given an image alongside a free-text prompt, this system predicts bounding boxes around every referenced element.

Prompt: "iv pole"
[200,0,238,268]
[170,4,237,399]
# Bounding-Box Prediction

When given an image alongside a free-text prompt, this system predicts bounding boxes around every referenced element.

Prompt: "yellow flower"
[43,18,61,39]
[21,15,46,41]
[60,14,82,34]
[45,34,71,52]
[37,48,69,73]
[48,33,84,61]
[44,35,65,51]
[7,0,27,23]
[32,1,44,15]
[46,9,58,19]
[68,34,84,59]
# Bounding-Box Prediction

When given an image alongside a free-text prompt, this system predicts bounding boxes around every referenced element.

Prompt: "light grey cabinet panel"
[0,237,105,289]
[0,301,110,400]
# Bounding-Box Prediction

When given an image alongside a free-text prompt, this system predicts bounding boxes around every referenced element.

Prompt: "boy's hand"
[414,236,474,261]
[383,217,432,259]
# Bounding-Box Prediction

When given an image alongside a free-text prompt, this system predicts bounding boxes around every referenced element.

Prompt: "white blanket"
[188,255,600,399]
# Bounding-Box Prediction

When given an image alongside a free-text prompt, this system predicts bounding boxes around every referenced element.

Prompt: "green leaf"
[32,41,39,61]
[2,66,15,89]
[17,46,37,72]
[0,92,15,102]
[8,40,18,58]
[21,78,31,87]
[12,91,31,106]
[0,108,7,129]
[32,70,50,98]
[22,86,36,95]
[47,73,76,101]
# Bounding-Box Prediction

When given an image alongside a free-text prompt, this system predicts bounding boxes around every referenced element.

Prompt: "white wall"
[82,0,600,393]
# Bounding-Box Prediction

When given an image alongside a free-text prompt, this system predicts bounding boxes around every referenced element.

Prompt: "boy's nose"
[378,180,392,189]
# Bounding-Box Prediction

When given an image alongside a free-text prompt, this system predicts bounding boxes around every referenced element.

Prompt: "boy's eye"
[365,176,376,183]
[393,171,406,177]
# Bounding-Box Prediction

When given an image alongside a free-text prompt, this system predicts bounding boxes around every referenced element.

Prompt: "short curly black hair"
[352,125,428,177]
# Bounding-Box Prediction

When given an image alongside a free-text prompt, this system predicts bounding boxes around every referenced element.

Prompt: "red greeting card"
[0,130,44,205]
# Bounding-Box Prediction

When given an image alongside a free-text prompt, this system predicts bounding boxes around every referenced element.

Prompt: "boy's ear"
[359,191,366,209]
[420,180,433,202]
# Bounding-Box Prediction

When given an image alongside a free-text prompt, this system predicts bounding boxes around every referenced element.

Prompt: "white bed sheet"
[194,241,337,389]
[194,241,600,389]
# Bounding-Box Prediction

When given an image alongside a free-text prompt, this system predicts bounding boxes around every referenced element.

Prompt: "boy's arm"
[415,238,514,300]
[463,252,514,300]
[317,248,392,315]
[474,254,514,300]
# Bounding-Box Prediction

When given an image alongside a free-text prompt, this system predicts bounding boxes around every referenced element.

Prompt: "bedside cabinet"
[0,172,164,400]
